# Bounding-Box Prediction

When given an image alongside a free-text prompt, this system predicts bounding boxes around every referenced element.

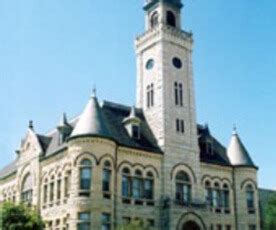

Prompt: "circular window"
[172,57,182,69]
[146,59,154,70]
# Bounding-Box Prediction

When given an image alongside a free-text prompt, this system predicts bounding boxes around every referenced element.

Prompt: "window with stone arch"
[43,178,48,205]
[21,173,32,204]
[57,173,62,202]
[166,11,176,27]
[245,184,255,214]
[150,11,159,29]
[204,180,212,207]
[222,183,230,213]
[212,182,221,210]
[102,160,112,199]
[49,175,55,204]
[122,167,131,202]
[132,169,143,202]
[79,159,93,197]
[175,171,191,205]
[144,171,155,205]
[64,170,71,199]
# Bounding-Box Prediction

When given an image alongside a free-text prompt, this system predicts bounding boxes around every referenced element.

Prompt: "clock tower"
[135,0,201,199]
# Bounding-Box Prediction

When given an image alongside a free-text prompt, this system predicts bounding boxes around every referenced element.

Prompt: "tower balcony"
[135,24,193,52]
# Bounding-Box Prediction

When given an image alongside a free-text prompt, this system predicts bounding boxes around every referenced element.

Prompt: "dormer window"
[123,107,141,140]
[132,125,140,139]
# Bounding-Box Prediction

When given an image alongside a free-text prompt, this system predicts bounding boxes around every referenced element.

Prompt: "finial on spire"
[232,124,237,135]
[92,85,97,98]
[29,120,34,130]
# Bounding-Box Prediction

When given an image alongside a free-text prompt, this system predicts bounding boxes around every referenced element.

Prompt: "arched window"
[146,84,154,108]
[166,11,176,27]
[144,172,154,205]
[175,171,191,205]
[150,11,159,28]
[222,184,230,213]
[122,168,131,200]
[50,176,55,203]
[43,178,48,205]
[64,170,71,198]
[102,161,112,199]
[246,184,255,214]
[204,181,212,207]
[21,174,32,203]
[57,174,62,201]
[174,82,184,106]
[213,182,221,211]
[79,159,92,196]
[133,170,143,201]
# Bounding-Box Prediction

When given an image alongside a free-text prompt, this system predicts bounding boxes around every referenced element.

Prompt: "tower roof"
[144,0,183,11]
[227,128,256,167]
[70,95,110,139]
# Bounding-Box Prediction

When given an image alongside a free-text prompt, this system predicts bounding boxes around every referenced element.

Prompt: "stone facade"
[0,1,261,230]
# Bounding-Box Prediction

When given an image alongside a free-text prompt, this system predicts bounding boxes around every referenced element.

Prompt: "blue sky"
[0,0,275,189]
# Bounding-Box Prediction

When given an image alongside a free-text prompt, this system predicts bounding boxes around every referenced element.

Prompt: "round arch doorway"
[182,221,201,230]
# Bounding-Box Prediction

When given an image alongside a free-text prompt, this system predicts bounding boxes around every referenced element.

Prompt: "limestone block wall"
[234,167,260,230]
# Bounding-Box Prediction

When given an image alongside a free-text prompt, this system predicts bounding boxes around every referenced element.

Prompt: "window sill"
[103,192,111,199]
[248,209,256,214]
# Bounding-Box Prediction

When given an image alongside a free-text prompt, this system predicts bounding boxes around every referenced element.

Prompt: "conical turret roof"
[227,128,255,167]
[70,95,110,139]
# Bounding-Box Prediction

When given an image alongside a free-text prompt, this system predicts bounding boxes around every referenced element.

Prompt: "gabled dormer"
[17,121,44,162]
[123,106,141,139]
[57,113,72,144]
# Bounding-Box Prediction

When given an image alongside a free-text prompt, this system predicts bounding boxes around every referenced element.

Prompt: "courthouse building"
[0,0,265,229]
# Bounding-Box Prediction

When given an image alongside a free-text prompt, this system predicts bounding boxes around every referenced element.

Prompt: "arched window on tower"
[102,160,112,199]
[175,171,191,205]
[246,184,255,214]
[146,84,154,108]
[150,11,159,29]
[21,174,32,204]
[166,11,176,27]
[79,159,92,196]
[174,82,183,106]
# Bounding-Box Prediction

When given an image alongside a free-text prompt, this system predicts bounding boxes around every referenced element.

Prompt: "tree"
[0,202,44,230]
[265,194,276,230]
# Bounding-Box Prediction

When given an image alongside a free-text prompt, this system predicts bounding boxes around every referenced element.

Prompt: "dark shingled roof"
[1,99,237,179]
[198,124,231,166]
[45,99,162,157]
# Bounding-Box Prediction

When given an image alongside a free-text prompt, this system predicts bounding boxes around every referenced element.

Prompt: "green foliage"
[117,219,151,230]
[0,202,44,230]
[265,194,276,230]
